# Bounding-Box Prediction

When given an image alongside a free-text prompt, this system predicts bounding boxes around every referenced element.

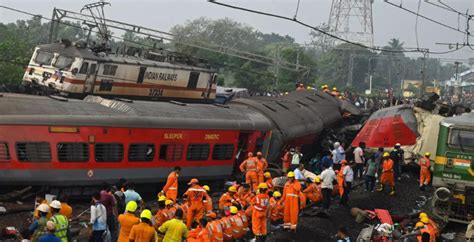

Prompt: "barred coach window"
[187,144,210,161]
[129,143,155,162]
[58,143,89,162]
[0,143,10,161]
[212,144,234,160]
[16,142,51,162]
[95,143,123,162]
[159,144,183,162]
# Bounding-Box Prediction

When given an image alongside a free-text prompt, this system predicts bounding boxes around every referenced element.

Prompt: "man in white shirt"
[353,142,366,179]
[332,142,346,171]
[320,164,336,210]
[291,147,303,171]
[293,164,306,186]
[89,192,107,242]
[340,161,354,207]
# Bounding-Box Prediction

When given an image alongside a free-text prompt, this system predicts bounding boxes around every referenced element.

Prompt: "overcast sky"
[1,0,473,61]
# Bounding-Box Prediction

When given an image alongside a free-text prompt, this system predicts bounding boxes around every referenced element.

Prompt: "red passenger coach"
[0,94,271,185]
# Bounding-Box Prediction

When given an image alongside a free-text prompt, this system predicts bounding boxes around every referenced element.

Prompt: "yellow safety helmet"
[165,200,173,206]
[126,201,138,213]
[332,87,338,91]
[258,183,268,189]
[383,152,390,158]
[415,222,425,228]
[158,195,167,202]
[273,191,282,198]
[287,171,295,178]
[314,176,321,183]
[140,209,152,220]
[420,216,429,224]
[203,185,210,192]
[230,206,238,214]
[228,186,237,193]
[419,212,428,219]
[322,84,328,89]
[264,172,271,178]
[424,152,431,157]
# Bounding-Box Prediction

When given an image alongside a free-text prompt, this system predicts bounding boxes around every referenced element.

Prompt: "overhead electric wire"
[414,0,422,49]
[208,0,465,55]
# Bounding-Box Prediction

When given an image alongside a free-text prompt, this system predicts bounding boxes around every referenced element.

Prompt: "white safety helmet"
[37,204,50,213]
[49,200,61,209]
[334,142,340,148]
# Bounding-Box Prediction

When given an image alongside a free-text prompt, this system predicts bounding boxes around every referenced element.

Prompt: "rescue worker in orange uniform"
[269,191,284,225]
[160,166,181,202]
[237,208,250,240]
[237,184,254,208]
[219,210,233,242]
[296,83,305,91]
[202,185,213,213]
[251,183,270,242]
[419,212,439,237]
[282,172,301,231]
[206,212,224,242]
[183,178,207,228]
[303,176,322,204]
[415,221,436,242]
[188,218,210,242]
[331,87,340,97]
[255,152,268,184]
[154,196,172,229]
[419,152,432,190]
[321,84,329,93]
[377,152,395,195]
[229,206,244,241]
[337,160,348,197]
[117,201,140,242]
[264,172,274,191]
[239,152,259,192]
[219,186,241,210]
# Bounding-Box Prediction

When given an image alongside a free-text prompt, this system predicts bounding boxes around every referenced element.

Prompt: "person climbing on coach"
[255,152,268,185]
[377,152,395,195]
[160,166,181,202]
[239,152,259,192]
[390,143,404,181]
[251,183,270,242]
[419,152,432,191]
[282,172,301,231]
[48,200,68,242]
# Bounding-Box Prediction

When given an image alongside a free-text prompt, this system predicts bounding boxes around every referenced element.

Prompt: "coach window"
[212,144,234,160]
[103,64,118,76]
[159,144,183,161]
[187,144,210,161]
[95,143,123,162]
[129,143,155,162]
[16,142,51,162]
[58,143,89,162]
[187,72,200,89]
[79,62,89,74]
[99,79,114,91]
[0,143,10,162]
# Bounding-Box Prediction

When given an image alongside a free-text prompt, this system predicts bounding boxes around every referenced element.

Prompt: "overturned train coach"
[0,91,349,185]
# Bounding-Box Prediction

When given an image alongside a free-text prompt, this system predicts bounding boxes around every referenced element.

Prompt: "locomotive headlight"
[435,187,452,202]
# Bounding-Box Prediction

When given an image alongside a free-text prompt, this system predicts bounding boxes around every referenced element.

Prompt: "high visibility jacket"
[239,158,258,172]
[237,189,254,207]
[419,157,431,170]
[238,211,249,235]
[218,192,239,210]
[219,217,233,242]
[265,178,274,191]
[229,215,244,239]
[184,185,206,208]
[31,217,48,242]
[50,214,68,242]
[207,220,223,242]
[251,193,270,214]
[382,159,394,173]
[337,165,346,196]
[118,212,140,242]
[154,208,171,229]
[282,180,301,227]
[331,90,339,96]
[269,197,284,221]
[299,192,306,209]
[129,222,156,242]
[303,183,322,203]
[417,226,436,242]
[203,196,213,212]
[256,158,268,172]
[188,227,201,242]
[163,171,179,200]
[198,226,210,242]
[179,203,189,221]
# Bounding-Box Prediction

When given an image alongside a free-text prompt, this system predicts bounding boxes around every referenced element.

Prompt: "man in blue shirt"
[123,182,144,208]
[38,221,61,242]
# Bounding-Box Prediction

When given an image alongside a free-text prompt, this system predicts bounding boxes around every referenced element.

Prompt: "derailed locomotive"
[22,41,217,102]
[0,90,351,185]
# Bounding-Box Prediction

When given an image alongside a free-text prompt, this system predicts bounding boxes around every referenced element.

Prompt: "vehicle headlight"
[435,187,451,202]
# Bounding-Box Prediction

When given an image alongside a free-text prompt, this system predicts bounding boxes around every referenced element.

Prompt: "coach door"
[84,63,97,94]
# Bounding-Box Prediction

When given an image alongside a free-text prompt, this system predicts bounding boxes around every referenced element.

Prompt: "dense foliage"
[0,16,470,94]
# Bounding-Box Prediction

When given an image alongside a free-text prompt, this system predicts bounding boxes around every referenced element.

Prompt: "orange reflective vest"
[265,178,274,191]
[238,211,249,235]
[419,157,430,170]
[162,171,178,200]
[184,185,206,208]
[269,197,284,221]
[251,193,270,214]
[207,220,223,242]
[219,217,233,242]
[239,158,258,172]
[303,183,322,203]
[218,192,239,210]
[229,215,244,239]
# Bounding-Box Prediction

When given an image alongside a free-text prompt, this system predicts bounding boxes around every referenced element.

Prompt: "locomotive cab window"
[99,79,114,91]
[34,51,54,65]
[449,129,474,150]
[95,143,123,162]
[187,144,210,161]
[79,62,89,74]
[16,142,51,162]
[159,144,183,161]
[58,143,89,162]
[53,56,74,69]
[129,143,155,162]
[89,64,97,75]
[0,143,10,161]
[187,72,200,89]
[212,144,234,160]
[103,64,118,76]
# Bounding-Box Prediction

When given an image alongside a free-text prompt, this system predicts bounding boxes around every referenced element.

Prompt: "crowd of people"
[23,139,438,242]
